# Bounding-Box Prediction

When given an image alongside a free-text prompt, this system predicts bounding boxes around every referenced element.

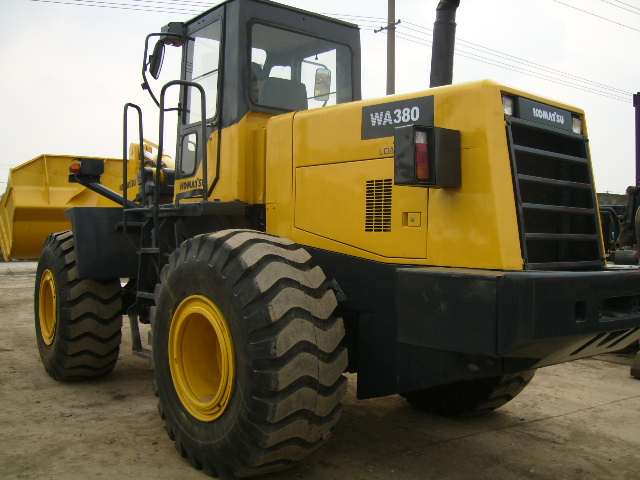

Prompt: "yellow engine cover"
[265,80,590,271]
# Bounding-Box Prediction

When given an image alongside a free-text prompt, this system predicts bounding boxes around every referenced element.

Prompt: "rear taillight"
[394,126,461,188]
[414,131,430,181]
[68,158,104,183]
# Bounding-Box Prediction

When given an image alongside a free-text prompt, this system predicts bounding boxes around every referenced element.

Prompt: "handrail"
[156,80,207,248]
[123,103,144,243]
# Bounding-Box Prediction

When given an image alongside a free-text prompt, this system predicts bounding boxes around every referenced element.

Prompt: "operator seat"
[258,77,308,111]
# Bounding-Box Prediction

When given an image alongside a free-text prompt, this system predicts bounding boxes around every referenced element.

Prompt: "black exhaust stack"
[430,0,460,88]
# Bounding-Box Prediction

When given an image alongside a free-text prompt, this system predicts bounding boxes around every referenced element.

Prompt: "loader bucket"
[0,155,136,261]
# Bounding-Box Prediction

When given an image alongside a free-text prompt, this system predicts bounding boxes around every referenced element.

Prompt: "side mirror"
[314,68,331,101]
[148,40,165,80]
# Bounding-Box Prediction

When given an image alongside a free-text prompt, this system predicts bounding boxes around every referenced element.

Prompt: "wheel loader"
[1,0,640,478]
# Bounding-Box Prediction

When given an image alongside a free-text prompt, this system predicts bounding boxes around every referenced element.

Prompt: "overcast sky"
[0,0,638,194]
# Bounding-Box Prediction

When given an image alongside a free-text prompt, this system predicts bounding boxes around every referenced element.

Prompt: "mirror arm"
[141,32,184,108]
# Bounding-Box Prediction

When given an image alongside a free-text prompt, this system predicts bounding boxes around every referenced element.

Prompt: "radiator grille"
[365,179,392,232]
[506,117,604,270]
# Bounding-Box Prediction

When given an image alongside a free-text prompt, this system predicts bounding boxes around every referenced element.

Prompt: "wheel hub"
[169,295,235,422]
[39,269,57,345]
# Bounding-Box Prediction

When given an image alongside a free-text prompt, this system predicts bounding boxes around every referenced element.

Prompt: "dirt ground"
[1,262,639,480]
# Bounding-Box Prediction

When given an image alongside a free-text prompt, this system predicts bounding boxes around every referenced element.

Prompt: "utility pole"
[387,0,395,95]
[375,0,400,94]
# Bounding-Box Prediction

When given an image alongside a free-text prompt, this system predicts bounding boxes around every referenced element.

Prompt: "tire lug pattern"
[34,231,123,381]
[153,230,347,478]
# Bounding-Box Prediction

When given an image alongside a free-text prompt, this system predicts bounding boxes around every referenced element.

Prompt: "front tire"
[401,370,536,416]
[152,230,347,479]
[34,231,123,380]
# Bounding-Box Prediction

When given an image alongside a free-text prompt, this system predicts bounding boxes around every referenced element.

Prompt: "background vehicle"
[2,0,640,478]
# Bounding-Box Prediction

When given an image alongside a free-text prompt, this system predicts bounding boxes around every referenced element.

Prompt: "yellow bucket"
[0,154,138,260]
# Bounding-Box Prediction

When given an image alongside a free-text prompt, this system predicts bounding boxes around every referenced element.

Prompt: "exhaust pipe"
[430,0,460,88]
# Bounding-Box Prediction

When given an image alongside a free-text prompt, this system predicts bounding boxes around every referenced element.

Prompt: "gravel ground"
[1,262,639,480]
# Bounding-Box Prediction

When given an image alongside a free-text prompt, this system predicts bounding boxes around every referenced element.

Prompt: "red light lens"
[415,135,430,181]
[69,162,81,174]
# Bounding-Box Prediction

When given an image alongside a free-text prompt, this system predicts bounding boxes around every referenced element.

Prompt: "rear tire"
[401,370,536,416]
[152,230,347,479]
[34,231,123,380]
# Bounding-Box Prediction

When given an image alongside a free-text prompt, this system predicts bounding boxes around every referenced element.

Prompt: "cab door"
[175,15,222,201]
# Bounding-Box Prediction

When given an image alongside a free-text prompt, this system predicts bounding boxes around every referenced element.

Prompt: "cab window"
[184,20,221,124]
[250,23,353,111]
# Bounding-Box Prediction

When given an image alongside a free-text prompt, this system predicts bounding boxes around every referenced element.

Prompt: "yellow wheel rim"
[169,295,235,422]
[39,269,57,345]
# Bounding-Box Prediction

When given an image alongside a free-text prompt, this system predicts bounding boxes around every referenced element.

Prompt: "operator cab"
[142,0,361,202]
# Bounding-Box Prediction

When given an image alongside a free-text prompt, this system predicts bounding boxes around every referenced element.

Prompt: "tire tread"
[35,231,123,381]
[153,230,347,478]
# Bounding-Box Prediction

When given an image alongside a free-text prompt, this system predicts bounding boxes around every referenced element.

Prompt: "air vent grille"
[365,179,392,232]
[506,116,603,270]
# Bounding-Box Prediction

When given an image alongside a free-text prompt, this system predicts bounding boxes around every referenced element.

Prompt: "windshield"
[250,23,353,111]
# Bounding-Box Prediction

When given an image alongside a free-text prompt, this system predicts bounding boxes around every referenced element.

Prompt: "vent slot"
[365,179,392,232]
[506,116,603,270]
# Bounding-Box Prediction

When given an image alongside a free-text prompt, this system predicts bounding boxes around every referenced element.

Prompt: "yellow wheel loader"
[2,0,640,478]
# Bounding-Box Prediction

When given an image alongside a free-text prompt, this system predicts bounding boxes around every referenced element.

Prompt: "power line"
[339,13,631,102]
[322,13,386,22]
[32,0,201,15]
[399,20,631,98]
[135,0,218,6]
[31,1,633,102]
[321,13,387,29]
[132,0,221,11]
[600,0,640,16]
[612,0,640,12]
[553,0,640,33]
[393,30,629,102]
